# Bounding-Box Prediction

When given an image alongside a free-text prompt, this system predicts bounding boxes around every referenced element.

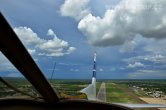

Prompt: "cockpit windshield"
[0,0,166,109]
[0,53,40,99]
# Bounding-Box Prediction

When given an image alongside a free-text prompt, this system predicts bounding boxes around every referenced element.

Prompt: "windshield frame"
[0,12,59,103]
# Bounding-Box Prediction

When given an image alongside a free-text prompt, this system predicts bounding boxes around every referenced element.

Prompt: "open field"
[0,77,38,97]
[106,82,145,103]
[0,77,166,110]
[50,80,90,95]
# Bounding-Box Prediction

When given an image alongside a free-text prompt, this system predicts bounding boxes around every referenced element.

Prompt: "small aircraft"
[0,12,166,110]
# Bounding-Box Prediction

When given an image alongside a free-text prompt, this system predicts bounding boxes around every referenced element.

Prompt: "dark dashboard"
[0,99,132,110]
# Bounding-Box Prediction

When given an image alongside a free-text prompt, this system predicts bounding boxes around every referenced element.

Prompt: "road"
[97,82,106,102]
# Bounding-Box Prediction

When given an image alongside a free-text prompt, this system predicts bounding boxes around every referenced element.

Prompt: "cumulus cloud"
[67,47,76,54]
[14,27,43,46]
[78,12,132,47]
[14,27,76,57]
[127,62,144,68]
[47,28,56,37]
[77,0,166,48]
[60,0,90,20]
[27,49,36,55]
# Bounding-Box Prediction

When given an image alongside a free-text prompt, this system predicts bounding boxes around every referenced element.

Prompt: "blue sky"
[1,0,166,79]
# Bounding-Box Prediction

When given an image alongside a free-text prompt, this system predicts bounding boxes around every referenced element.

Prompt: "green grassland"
[1,78,165,110]
[50,80,90,95]
[106,83,141,103]
[0,78,166,105]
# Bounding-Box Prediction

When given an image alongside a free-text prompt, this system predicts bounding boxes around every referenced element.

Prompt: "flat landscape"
[0,78,166,110]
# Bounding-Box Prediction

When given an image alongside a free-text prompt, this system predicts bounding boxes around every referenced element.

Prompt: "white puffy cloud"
[14,27,43,46]
[78,0,166,47]
[14,27,76,57]
[60,0,90,20]
[27,49,36,55]
[78,12,132,46]
[47,28,56,37]
[38,29,69,56]
[127,62,144,68]
[67,47,76,54]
